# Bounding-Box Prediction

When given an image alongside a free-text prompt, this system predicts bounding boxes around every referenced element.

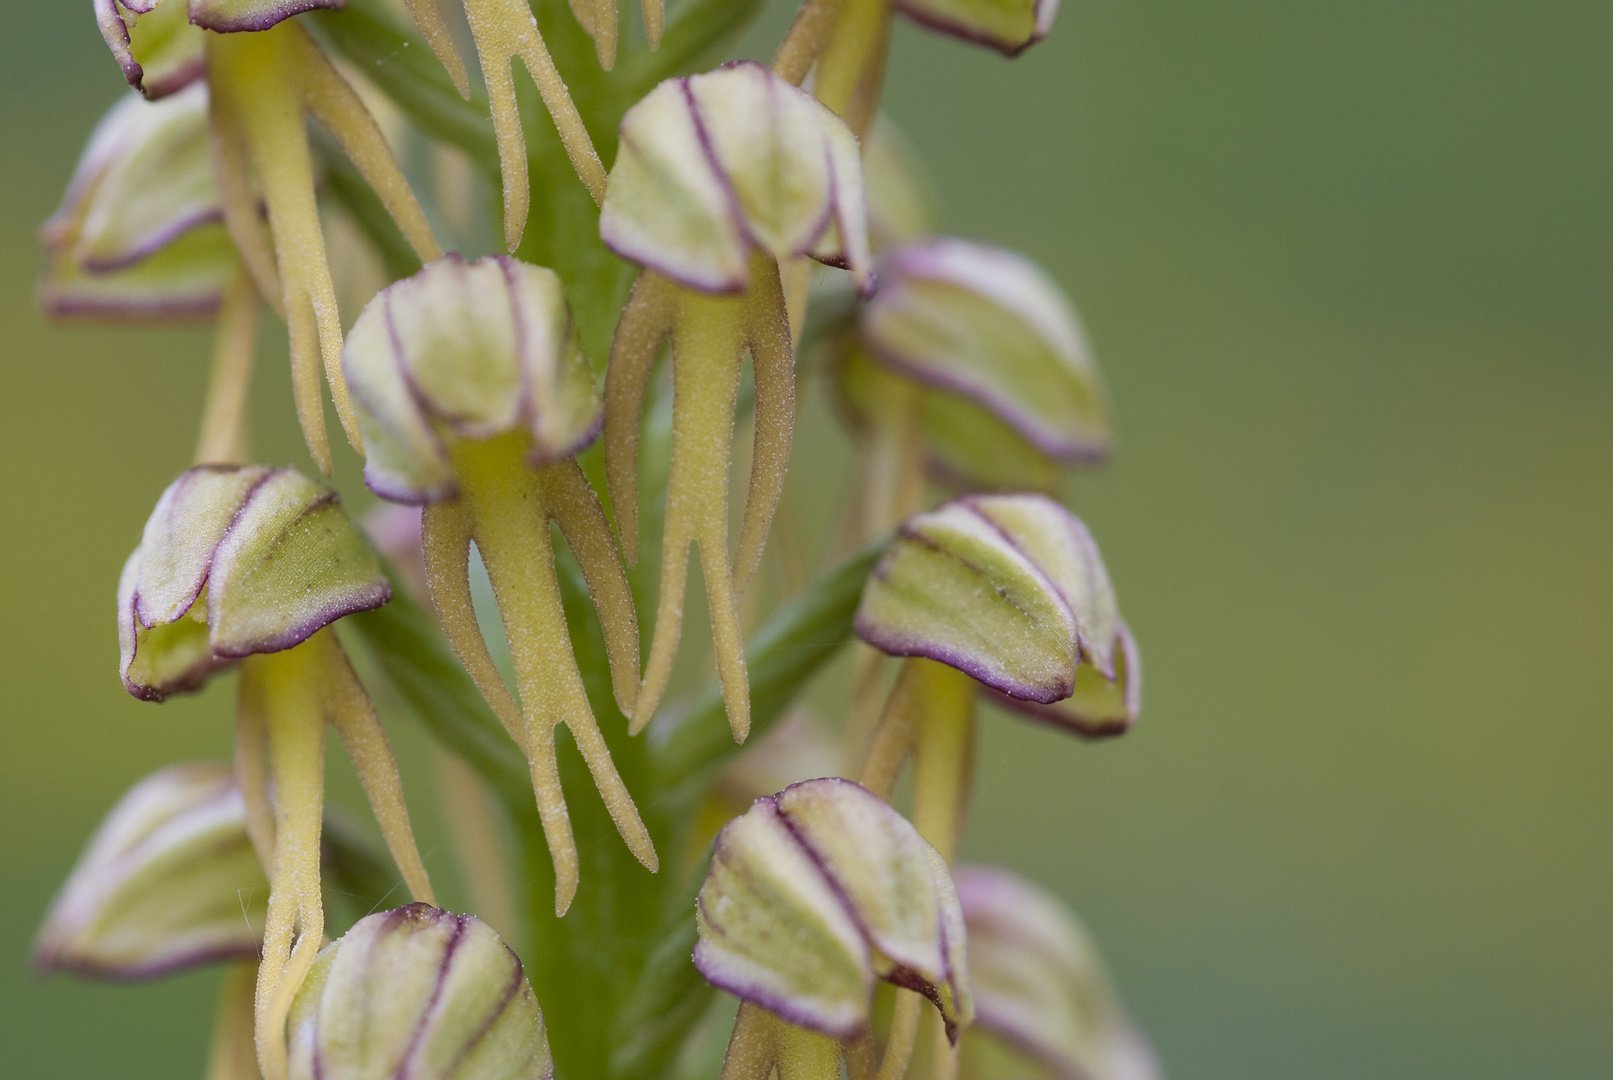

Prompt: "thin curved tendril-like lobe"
[733,258,794,596]
[319,634,436,907]
[461,0,607,252]
[402,0,472,98]
[205,21,440,474]
[618,256,794,738]
[246,647,325,1080]
[449,435,657,915]
[604,271,677,567]
[243,631,438,1080]
[630,287,750,741]
[540,460,642,716]
[421,501,532,755]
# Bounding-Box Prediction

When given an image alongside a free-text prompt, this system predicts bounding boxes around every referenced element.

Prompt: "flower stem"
[814,0,892,134]
[205,962,259,1080]
[910,659,976,863]
[194,265,257,467]
[243,644,326,1080]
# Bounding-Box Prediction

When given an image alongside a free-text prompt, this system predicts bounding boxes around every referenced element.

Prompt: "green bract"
[694,778,973,1041]
[32,763,267,979]
[855,494,1140,736]
[343,254,602,503]
[600,61,871,294]
[956,867,1158,1080]
[118,465,391,700]
[39,83,232,320]
[288,904,552,1080]
[862,239,1110,467]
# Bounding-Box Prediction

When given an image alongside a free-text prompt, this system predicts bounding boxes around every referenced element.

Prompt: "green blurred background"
[2,0,1609,1077]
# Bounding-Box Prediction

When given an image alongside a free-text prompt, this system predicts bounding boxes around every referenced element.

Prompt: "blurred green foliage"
[1,1,1608,1078]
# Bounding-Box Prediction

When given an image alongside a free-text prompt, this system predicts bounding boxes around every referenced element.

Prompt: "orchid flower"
[97,0,443,475]
[599,60,871,742]
[118,464,435,1080]
[343,253,656,916]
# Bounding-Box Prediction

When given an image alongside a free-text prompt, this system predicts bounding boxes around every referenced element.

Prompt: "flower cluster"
[34,0,1160,1079]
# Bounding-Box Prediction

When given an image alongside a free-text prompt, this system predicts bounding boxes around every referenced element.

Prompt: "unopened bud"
[957,867,1158,1080]
[855,494,1140,736]
[288,904,551,1080]
[39,83,232,320]
[830,342,1065,495]
[33,763,267,979]
[120,465,390,700]
[601,61,871,294]
[695,778,973,1041]
[895,0,1058,57]
[862,239,1109,467]
[343,254,602,504]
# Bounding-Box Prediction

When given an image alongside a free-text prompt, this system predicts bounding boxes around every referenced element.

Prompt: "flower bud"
[895,0,1058,57]
[695,778,973,1042]
[956,868,1158,1080]
[287,904,552,1080]
[96,0,204,99]
[39,83,233,320]
[855,494,1140,736]
[33,763,267,979]
[343,254,603,504]
[831,342,1065,495]
[600,61,872,294]
[120,465,391,700]
[861,239,1109,467]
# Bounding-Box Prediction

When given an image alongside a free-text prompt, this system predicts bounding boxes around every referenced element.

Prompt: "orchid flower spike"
[33,762,267,981]
[956,868,1159,1080]
[96,1,446,476]
[696,778,973,1080]
[39,83,231,322]
[288,905,552,1080]
[119,464,435,1080]
[830,237,1111,508]
[856,493,1141,739]
[394,0,610,252]
[600,60,872,742]
[343,254,657,916]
